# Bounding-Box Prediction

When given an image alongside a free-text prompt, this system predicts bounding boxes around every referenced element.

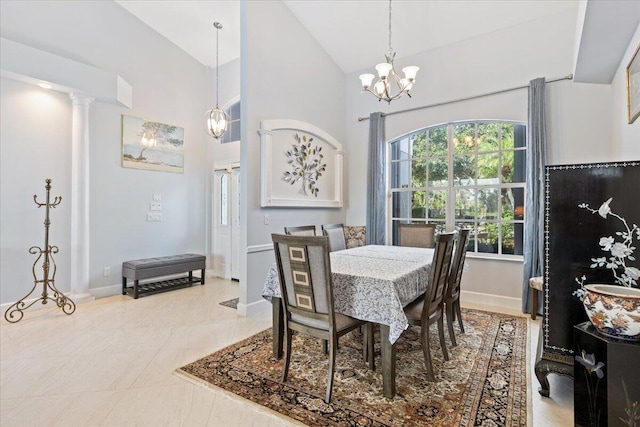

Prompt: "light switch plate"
[152,193,162,201]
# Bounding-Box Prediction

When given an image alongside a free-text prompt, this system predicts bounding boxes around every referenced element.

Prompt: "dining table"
[262,244,434,398]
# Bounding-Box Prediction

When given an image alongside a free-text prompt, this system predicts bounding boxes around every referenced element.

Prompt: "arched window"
[389,120,526,257]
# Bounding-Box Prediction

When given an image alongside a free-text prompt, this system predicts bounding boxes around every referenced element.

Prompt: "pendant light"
[206,22,228,139]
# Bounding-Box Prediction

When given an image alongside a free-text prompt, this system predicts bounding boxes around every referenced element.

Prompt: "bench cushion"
[122,254,205,281]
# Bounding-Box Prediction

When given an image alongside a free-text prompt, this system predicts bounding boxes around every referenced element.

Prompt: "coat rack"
[4,179,75,323]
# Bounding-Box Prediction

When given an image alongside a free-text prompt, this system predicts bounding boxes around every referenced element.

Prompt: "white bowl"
[582,284,640,341]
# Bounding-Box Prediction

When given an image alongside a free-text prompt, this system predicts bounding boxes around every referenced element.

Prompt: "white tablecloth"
[262,245,433,343]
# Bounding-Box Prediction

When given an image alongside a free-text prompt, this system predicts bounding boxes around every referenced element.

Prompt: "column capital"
[69,93,95,106]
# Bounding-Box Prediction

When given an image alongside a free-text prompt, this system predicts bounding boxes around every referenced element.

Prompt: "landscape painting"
[122,115,184,173]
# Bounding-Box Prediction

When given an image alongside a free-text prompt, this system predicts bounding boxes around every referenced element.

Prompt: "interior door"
[213,170,231,278]
[231,168,240,280]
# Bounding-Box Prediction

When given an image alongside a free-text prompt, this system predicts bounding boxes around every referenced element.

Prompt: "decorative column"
[69,93,95,303]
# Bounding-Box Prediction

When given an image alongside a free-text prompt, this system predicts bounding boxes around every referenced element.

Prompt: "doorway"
[213,163,241,280]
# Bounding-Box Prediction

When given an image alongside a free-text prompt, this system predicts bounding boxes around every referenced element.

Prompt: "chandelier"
[206,22,228,139]
[359,0,419,104]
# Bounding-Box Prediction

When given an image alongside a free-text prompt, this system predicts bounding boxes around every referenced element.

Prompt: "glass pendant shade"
[402,66,419,81]
[359,73,375,89]
[375,62,393,79]
[207,107,228,139]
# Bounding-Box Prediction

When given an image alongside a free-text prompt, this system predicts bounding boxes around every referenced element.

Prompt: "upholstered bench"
[122,254,205,299]
[529,276,543,320]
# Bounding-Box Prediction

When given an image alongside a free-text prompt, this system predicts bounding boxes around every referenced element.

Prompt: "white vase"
[582,284,640,341]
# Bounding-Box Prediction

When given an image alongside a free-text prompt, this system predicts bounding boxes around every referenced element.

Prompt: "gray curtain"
[366,112,386,245]
[522,77,547,314]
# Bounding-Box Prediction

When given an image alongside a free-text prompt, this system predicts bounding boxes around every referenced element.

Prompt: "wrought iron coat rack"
[4,179,76,323]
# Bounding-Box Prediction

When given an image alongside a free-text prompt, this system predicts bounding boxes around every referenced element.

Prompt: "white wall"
[611,24,640,159]
[0,1,210,303]
[240,0,347,312]
[344,7,614,304]
[0,80,73,303]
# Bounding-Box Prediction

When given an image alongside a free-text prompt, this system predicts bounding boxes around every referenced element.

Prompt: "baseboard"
[460,290,522,312]
[90,284,122,299]
[237,298,270,317]
[247,244,273,254]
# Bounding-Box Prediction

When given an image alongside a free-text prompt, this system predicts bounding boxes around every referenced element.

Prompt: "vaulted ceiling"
[116,0,639,82]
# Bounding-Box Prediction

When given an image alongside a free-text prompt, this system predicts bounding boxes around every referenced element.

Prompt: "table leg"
[272,297,284,359]
[380,324,396,398]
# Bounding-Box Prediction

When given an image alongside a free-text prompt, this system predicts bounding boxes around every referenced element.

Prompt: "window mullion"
[446,124,454,232]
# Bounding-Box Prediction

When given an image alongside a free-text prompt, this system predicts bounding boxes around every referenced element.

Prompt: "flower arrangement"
[282,133,326,197]
[574,197,640,300]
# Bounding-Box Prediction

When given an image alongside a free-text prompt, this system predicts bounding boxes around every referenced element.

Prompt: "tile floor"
[1,279,573,426]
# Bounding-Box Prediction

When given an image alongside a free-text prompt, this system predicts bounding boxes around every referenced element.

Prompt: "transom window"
[220,100,240,143]
[389,121,526,257]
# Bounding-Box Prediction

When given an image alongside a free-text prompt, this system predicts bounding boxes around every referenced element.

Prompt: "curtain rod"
[357,74,573,122]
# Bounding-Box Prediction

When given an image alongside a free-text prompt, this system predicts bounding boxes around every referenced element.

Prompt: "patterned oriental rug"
[176,310,528,426]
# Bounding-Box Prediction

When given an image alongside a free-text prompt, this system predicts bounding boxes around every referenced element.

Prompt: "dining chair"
[321,223,347,252]
[343,225,366,249]
[403,232,455,381]
[445,229,470,347]
[271,233,373,403]
[397,223,436,248]
[284,225,316,236]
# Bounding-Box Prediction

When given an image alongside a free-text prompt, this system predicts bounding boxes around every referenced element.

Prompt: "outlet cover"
[147,212,162,222]
[103,267,111,277]
[150,202,162,211]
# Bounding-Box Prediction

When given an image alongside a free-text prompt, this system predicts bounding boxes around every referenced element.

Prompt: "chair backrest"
[398,223,436,248]
[284,225,316,236]
[322,223,347,252]
[447,229,470,300]
[271,233,336,329]
[343,225,366,249]
[423,232,455,318]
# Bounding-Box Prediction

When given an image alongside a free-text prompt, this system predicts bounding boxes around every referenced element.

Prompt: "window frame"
[386,120,526,260]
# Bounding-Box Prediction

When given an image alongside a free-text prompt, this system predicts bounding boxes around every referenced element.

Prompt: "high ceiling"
[115,0,578,73]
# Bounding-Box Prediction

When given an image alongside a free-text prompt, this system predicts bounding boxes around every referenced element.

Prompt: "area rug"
[176,309,527,426]
[218,297,239,309]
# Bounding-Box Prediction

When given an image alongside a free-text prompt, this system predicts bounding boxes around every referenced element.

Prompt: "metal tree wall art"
[282,133,326,197]
[4,179,75,323]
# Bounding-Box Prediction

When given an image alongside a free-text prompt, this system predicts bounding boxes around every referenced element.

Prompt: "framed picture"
[259,119,343,208]
[121,115,184,173]
[627,44,640,124]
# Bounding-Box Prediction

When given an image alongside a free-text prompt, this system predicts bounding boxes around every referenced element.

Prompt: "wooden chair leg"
[325,337,337,403]
[437,316,449,361]
[420,325,435,381]
[455,301,464,333]
[282,328,292,382]
[446,303,457,347]
[322,339,328,354]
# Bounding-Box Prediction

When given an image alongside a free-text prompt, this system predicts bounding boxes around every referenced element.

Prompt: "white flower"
[598,197,613,218]
[611,242,631,258]
[625,267,640,280]
[599,236,614,250]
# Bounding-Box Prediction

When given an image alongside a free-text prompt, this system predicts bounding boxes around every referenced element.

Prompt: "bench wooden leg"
[531,287,538,320]
[200,268,205,285]
[122,277,127,295]
[134,280,139,299]
[189,271,193,282]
